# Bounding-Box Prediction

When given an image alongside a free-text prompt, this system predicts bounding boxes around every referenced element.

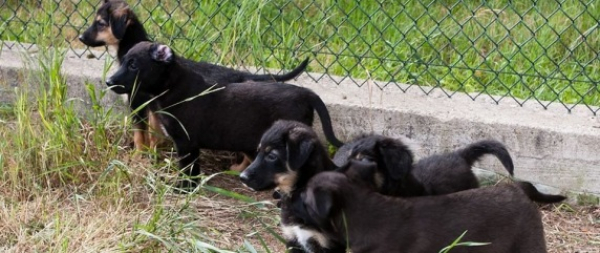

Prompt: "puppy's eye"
[97,20,108,27]
[128,60,138,70]
[265,152,278,162]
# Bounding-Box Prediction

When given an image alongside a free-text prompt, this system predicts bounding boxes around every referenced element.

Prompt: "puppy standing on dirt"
[239,120,344,253]
[334,134,514,196]
[298,171,564,253]
[106,42,343,189]
[79,0,309,154]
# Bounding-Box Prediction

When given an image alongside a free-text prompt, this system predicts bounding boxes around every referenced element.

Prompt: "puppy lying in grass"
[334,134,514,196]
[298,170,564,253]
[240,120,345,252]
[79,0,309,155]
[106,42,342,189]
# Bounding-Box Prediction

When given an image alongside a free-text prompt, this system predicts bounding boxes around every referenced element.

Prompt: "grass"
[0,37,284,252]
[0,42,597,253]
[0,1,599,252]
[1,0,600,109]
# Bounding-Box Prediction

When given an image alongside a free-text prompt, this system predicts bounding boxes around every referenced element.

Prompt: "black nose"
[106,78,114,86]
[239,171,250,184]
[78,35,85,42]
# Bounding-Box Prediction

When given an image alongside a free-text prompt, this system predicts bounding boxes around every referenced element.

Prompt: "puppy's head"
[346,135,414,192]
[300,172,348,232]
[79,0,133,47]
[106,42,174,94]
[335,159,381,191]
[240,120,320,194]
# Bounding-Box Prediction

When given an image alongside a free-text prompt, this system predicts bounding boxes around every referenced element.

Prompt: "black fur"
[239,120,344,253]
[106,43,342,186]
[335,134,514,196]
[515,181,567,203]
[298,171,561,253]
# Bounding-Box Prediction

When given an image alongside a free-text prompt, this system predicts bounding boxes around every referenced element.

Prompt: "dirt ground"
[198,151,600,253]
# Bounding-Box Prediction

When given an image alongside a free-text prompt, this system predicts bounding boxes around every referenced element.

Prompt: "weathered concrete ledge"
[2,42,599,201]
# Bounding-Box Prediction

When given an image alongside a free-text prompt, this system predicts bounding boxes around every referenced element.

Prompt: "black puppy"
[299,171,564,253]
[335,134,514,196]
[106,43,342,188]
[79,0,309,154]
[239,120,344,253]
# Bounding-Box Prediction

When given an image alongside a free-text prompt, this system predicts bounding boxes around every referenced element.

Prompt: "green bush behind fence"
[2,0,599,114]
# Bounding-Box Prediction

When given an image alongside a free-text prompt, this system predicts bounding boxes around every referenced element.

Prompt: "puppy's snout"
[106,78,115,86]
[239,171,251,184]
[78,35,85,42]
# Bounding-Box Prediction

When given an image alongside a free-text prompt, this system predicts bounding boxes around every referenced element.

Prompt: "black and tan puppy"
[335,134,514,196]
[299,171,564,253]
[239,120,344,253]
[79,0,308,82]
[106,43,342,189]
[79,0,309,154]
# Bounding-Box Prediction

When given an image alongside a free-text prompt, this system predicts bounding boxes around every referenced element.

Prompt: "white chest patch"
[281,225,329,252]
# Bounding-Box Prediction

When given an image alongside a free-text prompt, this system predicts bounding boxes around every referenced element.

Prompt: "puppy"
[79,0,309,83]
[79,0,309,154]
[298,170,564,253]
[106,43,343,189]
[335,134,514,196]
[239,120,344,253]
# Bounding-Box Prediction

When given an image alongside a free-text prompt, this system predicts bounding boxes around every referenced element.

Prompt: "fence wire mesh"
[1,0,599,114]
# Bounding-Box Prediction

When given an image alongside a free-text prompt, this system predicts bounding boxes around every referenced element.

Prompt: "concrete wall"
[2,42,599,197]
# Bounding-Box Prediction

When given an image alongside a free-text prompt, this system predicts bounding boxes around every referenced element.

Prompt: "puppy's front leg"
[129,93,152,154]
[173,141,201,190]
[132,122,147,153]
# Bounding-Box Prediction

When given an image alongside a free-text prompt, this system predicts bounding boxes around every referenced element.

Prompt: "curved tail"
[516,181,566,204]
[247,58,309,82]
[309,94,344,148]
[458,140,514,176]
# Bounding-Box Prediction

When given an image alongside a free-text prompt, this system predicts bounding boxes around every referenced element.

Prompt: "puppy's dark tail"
[309,94,344,148]
[457,140,514,176]
[516,181,567,203]
[247,58,309,82]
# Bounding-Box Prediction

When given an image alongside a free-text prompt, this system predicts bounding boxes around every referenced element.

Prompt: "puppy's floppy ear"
[285,128,314,170]
[302,188,334,227]
[110,5,130,40]
[150,43,174,63]
[377,138,413,180]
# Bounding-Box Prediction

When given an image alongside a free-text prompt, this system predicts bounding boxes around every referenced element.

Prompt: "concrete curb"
[2,41,599,201]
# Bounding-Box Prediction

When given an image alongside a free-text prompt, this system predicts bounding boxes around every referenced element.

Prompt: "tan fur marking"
[147,111,165,151]
[133,126,147,152]
[230,154,252,172]
[275,171,298,195]
[94,26,119,45]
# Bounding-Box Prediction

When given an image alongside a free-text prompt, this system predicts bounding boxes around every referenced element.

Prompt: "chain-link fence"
[2,0,599,114]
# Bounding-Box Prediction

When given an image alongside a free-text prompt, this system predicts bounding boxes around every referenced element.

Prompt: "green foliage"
[2,0,599,107]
